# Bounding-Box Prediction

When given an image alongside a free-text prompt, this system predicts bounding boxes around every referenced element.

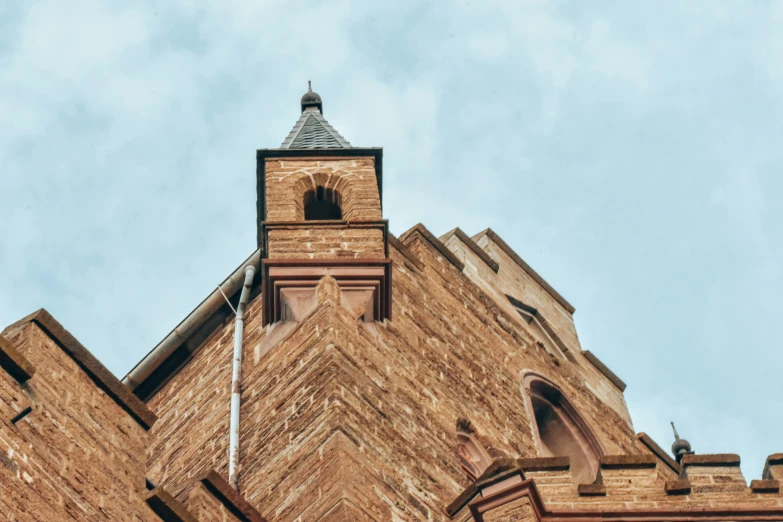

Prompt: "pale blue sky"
[1,1,781,478]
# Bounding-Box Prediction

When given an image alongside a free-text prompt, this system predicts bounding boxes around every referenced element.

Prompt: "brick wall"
[453,455,783,520]
[265,224,385,260]
[146,304,261,488]
[442,229,631,425]
[183,482,243,522]
[264,158,381,222]
[146,225,645,521]
[0,320,160,521]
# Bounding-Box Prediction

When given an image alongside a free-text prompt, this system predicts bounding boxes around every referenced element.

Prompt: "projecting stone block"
[260,259,392,325]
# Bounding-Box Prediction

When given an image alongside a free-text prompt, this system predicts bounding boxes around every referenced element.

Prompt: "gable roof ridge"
[0,333,36,383]
[398,223,465,272]
[196,470,268,522]
[388,233,424,270]
[145,487,198,522]
[124,248,262,400]
[472,228,575,314]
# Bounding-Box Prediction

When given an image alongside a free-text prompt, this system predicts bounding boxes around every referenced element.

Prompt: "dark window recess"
[304,186,342,220]
[528,378,601,484]
[11,406,32,425]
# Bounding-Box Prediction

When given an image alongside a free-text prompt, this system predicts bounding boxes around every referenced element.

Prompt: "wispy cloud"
[1,0,780,477]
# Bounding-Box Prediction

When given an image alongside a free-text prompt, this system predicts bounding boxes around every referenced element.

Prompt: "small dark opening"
[304,186,342,220]
[11,406,32,425]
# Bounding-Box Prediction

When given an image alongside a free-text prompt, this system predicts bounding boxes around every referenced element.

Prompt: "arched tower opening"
[304,186,342,220]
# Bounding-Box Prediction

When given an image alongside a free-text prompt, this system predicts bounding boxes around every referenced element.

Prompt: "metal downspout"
[122,249,261,391]
[228,265,255,490]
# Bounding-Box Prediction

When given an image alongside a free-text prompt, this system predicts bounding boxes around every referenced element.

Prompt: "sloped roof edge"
[473,228,576,314]
[399,223,465,272]
[440,227,500,273]
[2,309,157,429]
[280,107,351,149]
[123,248,262,400]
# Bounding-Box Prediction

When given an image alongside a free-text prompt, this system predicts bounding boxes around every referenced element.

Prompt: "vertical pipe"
[228,265,255,490]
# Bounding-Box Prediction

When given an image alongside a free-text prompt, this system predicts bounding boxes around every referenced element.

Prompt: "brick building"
[2,87,781,521]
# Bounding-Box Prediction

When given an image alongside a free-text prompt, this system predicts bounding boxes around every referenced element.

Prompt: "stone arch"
[291,170,358,221]
[522,373,601,484]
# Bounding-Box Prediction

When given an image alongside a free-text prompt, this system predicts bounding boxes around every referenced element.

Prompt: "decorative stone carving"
[260,259,392,325]
[456,418,493,481]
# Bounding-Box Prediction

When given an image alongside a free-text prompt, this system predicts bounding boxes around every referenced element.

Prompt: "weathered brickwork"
[472,230,579,351]
[143,218,781,521]
[146,306,258,488]
[0,321,160,521]
[3,94,780,520]
[441,228,630,424]
[450,456,783,520]
[264,158,381,222]
[174,471,266,522]
[481,496,537,522]
[1,314,265,521]
[144,227,649,521]
[265,223,386,259]
[4,221,779,521]
[183,483,243,522]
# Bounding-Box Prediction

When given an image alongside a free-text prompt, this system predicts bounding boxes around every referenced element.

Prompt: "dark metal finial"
[300,81,323,113]
[670,421,693,463]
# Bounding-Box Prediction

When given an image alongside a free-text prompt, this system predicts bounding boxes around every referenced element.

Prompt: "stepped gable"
[439,224,631,422]
[0,309,159,520]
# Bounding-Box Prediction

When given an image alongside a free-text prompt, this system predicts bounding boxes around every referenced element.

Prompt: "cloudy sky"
[1,1,781,477]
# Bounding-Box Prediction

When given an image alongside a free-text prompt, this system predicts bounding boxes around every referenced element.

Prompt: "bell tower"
[256,85,391,325]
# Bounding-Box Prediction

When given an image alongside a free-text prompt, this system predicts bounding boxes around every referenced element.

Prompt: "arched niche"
[522,373,601,484]
[455,418,492,481]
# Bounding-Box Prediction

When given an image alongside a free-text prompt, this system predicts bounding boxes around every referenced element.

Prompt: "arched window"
[304,186,342,220]
[524,374,601,484]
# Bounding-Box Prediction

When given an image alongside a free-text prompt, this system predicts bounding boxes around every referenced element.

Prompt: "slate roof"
[280,107,352,149]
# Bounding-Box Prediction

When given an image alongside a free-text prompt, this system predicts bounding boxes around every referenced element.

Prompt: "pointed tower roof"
[280,82,352,149]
